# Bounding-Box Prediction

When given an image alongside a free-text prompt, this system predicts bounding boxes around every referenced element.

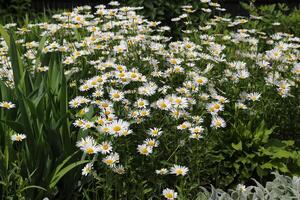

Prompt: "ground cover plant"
[0,0,299,199]
[198,172,300,200]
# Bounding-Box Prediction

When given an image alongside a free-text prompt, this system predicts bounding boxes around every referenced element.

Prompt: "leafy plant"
[0,0,32,22]
[198,172,300,200]
[0,30,86,199]
[195,121,300,189]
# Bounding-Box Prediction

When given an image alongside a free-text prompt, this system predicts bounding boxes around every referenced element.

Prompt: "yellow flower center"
[176,169,183,175]
[141,148,148,154]
[131,73,137,78]
[113,126,121,132]
[165,193,174,198]
[103,144,109,150]
[160,103,167,109]
[214,104,220,109]
[197,79,203,84]
[170,59,177,65]
[175,99,182,104]
[2,103,10,108]
[113,93,120,98]
[106,159,113,165]
[86,147,94,154]
[15,136,22,141]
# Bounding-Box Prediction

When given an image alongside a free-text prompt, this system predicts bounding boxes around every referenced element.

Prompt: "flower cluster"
[1,0,299,198]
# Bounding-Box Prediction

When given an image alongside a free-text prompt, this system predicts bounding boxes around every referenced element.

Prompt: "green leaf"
[50,160,89,188]
[51,151,78,178]
[282,140,294,146]
[232,141,242,151]
[272,149,293,159]
[0,120,24,133]
[4,144,9,171]
[34,35,47,69]
[20,185,47,192]
[261,162,273,169]
[0,25,10,47]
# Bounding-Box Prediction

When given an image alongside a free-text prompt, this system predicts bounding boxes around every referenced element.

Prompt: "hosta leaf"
[232,141,242,151]
[261,162,273,169]
[272,149,293,159]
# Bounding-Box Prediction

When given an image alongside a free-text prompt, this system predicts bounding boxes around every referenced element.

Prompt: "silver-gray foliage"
[197,172,300,200]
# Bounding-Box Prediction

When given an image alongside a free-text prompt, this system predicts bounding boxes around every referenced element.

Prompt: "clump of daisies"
[1,0,299,198]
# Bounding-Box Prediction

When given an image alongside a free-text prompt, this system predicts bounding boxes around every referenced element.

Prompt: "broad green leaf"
[232,141,242,151]
[282,140,295,146]
[51,151,78,178]
[9,33,24,89]
[0,120,24,133]
[49,160,89,189]
[272,149,293,159]
[261,162,273,169]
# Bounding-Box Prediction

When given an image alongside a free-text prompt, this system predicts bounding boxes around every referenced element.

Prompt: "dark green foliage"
[0,0,32,22]
[0,30,87,199]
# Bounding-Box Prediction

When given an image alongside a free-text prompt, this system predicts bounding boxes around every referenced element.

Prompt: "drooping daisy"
[82,163,93,176]
[177,122,191,130]
[168,58,182,65]
[76,136,101,155]
[102,153,120,167]
[99,141,113,154]
[189,133,203,140]
[81,121,95,130]
[11,133,26,142]
[147,127,163,137]
[139,109,150,117]
[0,101,15,109]
[207,102,224,115]
[235,102,247,110]
[170,165,189,176]
[98,123,111,134]
[144,138,159,147]
[137,144,153,156]
[156,99,171,110]
[214,95,229,104]
[247,92,261,101]
[171,96,188,109]
[155,168,169,175]
[112,165,125,175]
[138,82,158,96]
[189,126,204,134]
[211,116,226,129]
[162,188,178,200]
